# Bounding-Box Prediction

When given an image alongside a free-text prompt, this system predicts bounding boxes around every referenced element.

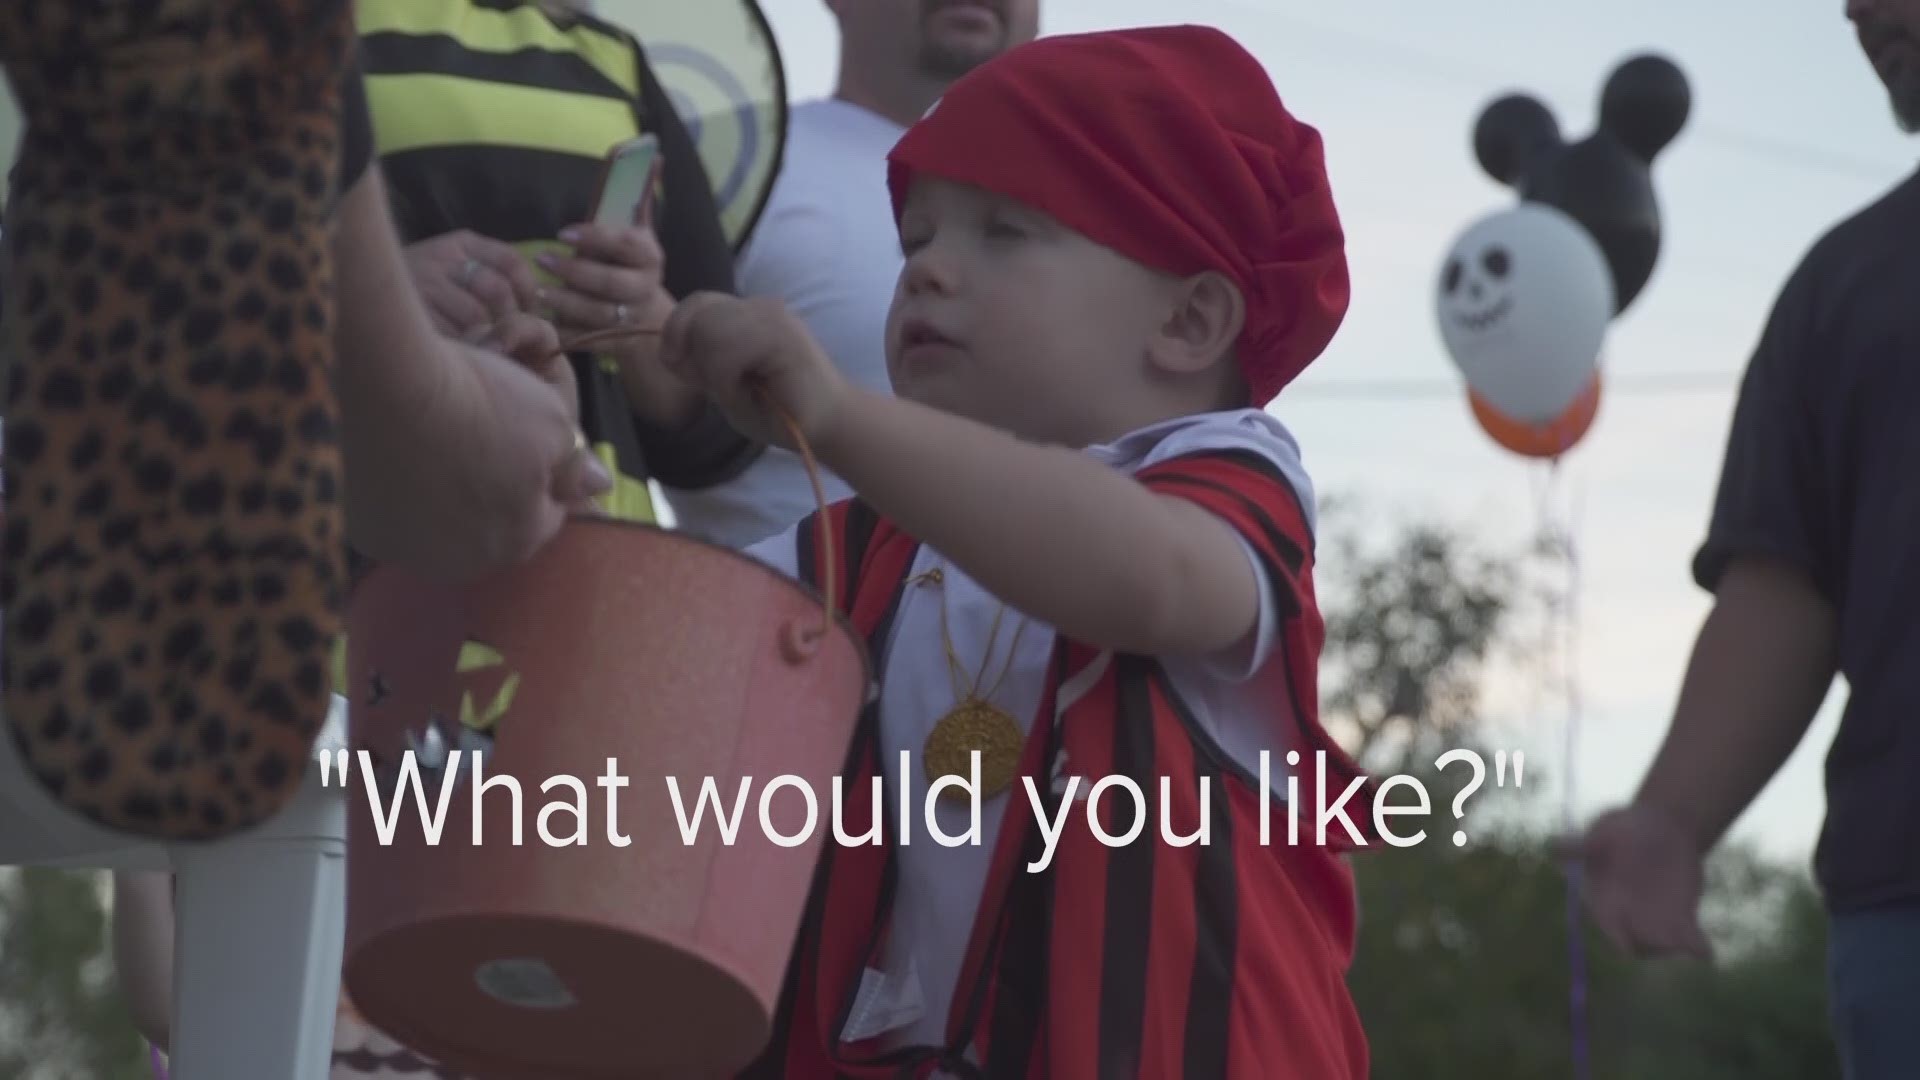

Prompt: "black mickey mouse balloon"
[1473,54,1690,313]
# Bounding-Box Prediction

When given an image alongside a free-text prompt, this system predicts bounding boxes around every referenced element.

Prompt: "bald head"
[828,0,1040,125]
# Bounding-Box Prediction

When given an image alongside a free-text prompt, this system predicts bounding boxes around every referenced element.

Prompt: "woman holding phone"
[358,0,782,521]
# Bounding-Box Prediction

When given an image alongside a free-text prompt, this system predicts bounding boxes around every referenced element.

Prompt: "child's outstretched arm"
[111,871,177,1051]
[816,388,1261,656]
[660,295,1262,657]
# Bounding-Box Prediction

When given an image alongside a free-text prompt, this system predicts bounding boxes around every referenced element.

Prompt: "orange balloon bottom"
[1469,374,1602,459]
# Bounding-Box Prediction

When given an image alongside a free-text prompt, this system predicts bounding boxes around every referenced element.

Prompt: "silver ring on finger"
[457,258,481,286]
[613,302,631,325]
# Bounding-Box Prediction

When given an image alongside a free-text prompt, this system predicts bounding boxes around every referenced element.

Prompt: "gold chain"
[911,564,1030,708]
[911,563,1031,801]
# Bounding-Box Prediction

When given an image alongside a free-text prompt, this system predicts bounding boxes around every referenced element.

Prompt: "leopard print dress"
[0,0,354,840]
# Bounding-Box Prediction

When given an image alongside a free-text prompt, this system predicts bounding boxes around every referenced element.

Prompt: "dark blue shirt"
[1694,167,1920,913]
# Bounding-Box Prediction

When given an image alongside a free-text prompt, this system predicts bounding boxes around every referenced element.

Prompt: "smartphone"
[590,134,661,230]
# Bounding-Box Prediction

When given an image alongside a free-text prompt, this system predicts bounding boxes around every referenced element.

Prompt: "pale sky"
[732,0,1915,870]
[4,2,1909,872]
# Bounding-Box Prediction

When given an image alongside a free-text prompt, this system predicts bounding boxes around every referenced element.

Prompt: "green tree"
[1315,495,1522,769]
[1317,504,1837,1079]
[0,867,150,1080]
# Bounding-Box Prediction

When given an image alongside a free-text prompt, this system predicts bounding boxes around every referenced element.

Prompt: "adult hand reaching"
[461,326,611,518]
[404,229,544,338]
[338,304,610,580]
[472,309,582,427]
[471,310,609,515]
[1560,802,1713,961]
[334,168,610,580]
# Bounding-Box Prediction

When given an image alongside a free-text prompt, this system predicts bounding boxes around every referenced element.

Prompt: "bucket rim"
[344,513,878,699]
[342,912,773,1077]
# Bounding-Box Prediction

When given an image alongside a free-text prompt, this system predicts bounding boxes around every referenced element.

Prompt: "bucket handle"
[552,326,838,658]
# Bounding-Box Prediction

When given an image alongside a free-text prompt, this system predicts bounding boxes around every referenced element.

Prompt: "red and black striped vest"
[741,448,1374,1079]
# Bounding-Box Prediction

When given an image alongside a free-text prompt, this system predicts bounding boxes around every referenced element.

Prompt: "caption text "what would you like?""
[316,747,1525,872]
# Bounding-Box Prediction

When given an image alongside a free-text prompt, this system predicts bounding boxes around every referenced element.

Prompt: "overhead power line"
[1286,370,1738,401]
[1210,3,1908,184]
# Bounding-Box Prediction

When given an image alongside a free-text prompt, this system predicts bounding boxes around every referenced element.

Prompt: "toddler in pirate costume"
[658,24,1373,1080]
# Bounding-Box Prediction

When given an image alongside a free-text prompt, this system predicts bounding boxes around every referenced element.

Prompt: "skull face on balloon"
[1440,240,1515,333]
[1434,202,1615,424]
[1436,52,1687,456]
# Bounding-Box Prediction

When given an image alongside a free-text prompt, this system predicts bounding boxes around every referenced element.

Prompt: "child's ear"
[1152,271,1245,377]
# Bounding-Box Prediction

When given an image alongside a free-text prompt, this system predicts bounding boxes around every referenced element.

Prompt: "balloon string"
[545,324,837,638]
[1566,473,1590,1080]
[1536,460,1591,1080]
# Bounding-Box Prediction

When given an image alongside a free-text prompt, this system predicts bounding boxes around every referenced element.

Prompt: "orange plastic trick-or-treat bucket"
[342,393,868,1077]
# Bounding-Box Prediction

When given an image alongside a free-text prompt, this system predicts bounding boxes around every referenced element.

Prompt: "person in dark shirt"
[1566,1,1920,1076]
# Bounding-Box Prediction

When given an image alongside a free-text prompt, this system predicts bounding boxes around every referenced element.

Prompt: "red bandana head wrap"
[886,24,1350,406]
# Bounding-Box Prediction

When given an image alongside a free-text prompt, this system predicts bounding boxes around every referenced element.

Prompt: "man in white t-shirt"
[663,0,1041,548]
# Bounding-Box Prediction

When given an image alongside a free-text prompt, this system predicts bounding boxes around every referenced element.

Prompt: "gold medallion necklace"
[914,565,1029,803]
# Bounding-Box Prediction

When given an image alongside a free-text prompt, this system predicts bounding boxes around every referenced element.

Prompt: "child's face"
[885,177,1179,445]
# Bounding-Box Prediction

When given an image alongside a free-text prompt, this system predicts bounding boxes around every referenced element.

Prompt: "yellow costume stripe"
[355,0,638,96]
[596,441,657,522]
[330,634,349,697]
[364,73,637,158]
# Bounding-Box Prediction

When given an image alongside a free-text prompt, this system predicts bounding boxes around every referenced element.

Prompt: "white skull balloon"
[1436,203,1615,423]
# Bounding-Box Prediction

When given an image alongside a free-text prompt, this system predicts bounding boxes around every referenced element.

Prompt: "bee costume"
[353,0,790,521]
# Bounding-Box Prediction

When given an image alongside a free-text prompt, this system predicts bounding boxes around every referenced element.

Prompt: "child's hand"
[658,292,850,451]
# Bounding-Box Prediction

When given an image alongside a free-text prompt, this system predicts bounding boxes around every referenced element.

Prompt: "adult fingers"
[559,221,664,272]
[421,285,491,339]
[464,233,545,309]
[1637,898,1713,961]
[479,311,563,370]
[462,264,526,318]
[1583,890,1638,954]
[534,249,656,304]
[1594,889,1709,962]
[542,285,636,334]
[551,430,613,506]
